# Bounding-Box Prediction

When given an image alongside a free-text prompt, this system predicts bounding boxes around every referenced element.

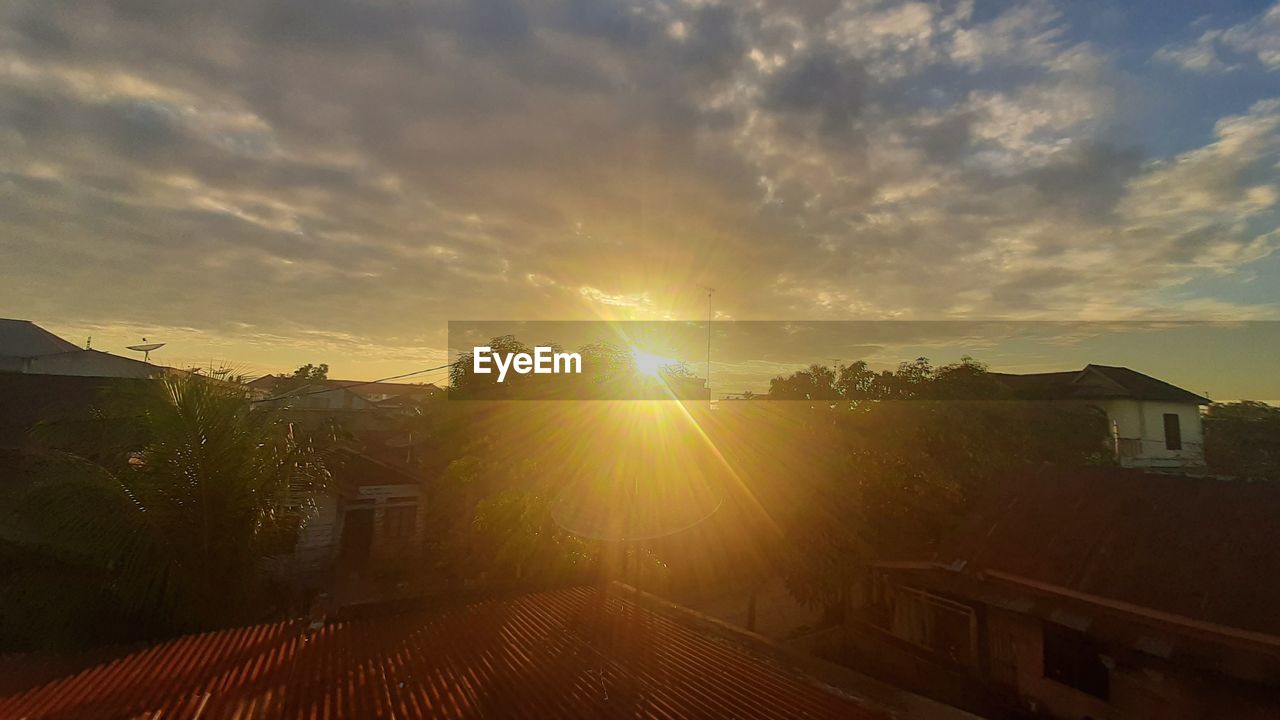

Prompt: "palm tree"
[1,373,329,649]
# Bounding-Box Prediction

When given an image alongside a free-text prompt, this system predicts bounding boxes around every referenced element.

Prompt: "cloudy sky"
[2,0,1279,382]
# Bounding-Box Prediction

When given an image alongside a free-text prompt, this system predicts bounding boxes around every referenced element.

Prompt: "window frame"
[1162,412,1182,450]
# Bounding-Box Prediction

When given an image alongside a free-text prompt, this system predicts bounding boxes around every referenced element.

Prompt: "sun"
[630,346,677,378]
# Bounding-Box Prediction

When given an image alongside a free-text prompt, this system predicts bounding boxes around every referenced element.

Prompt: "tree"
[771,356,1111,620]
[768,364,841,402]
[0,374,329,650]
[1205,401,1280,480]
[272,363,329,394]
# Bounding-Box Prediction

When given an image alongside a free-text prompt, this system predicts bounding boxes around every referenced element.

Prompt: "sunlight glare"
[630,346,677,378]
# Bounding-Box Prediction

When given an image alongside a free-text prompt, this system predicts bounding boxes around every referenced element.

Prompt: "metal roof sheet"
[0,320,80,358]
[0,587,884,719]
[932,465,1280,638]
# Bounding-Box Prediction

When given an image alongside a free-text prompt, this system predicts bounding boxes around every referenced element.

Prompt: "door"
[340,508,375,566]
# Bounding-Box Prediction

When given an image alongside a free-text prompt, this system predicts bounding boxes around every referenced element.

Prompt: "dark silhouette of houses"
[851,466,1280,719]
[0,319,163,379]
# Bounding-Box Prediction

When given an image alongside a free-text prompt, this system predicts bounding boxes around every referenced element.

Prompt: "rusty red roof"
[0,587,884,720]
[931,465,1280,638]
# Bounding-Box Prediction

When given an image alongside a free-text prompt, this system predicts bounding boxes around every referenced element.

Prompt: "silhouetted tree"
[772,357,1111,620]
[271,362,329,394]
[1205,401,1280,480]
[0,375,329,651]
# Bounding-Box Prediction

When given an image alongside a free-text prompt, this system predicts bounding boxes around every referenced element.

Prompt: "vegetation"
[18,341,1251,652]
[0,374,329,651]
[270,362,330,394]
[1205,400,1280,480]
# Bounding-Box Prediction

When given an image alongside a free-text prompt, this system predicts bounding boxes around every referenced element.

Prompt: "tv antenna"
[126,338,165,363]
[705,287,715,408]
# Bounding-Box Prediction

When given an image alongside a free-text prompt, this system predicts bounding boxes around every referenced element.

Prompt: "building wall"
[986,607,1111,718]
[348,483,425,571]
[262,492,341,591]
[11,350,160,379]
[1096,399,1204,468]
[368,498,426,569]
[295,493,341,573]
[986,607,1279,720]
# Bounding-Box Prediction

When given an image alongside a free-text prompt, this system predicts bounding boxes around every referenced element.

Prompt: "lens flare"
[630,346,677,378]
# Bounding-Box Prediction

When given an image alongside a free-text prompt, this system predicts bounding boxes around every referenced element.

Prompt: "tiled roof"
[0,587,884,720]
[991,364,1210,405]
[1086,364,1211,405]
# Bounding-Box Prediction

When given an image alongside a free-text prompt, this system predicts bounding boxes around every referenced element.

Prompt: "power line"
[251,361,458,404]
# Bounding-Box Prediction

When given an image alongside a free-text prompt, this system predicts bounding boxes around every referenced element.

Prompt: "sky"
[1,0,1279,387]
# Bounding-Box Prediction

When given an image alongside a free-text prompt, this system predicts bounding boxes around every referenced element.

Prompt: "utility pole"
[706,287,715,407]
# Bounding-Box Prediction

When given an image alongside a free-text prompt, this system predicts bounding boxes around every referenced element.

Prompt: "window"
[383,504,418,539]
[1163,413,1182,450]
[1043,622,1110,700]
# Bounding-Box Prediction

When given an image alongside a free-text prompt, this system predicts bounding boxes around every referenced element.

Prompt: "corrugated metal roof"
[931,465,1280,637]
[0,587,883,719]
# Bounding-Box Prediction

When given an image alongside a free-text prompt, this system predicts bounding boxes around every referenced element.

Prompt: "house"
[266,446,430,606]
[847,466,1280,719]
[0,319,164,380]
[992,365,1210,469]
[247,375,441,408]
[247,376,442,433]
[0,585,977,720]
[0,320,168,449]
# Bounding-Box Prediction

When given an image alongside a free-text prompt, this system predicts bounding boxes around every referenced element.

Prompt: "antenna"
[126,338,165,363]
[706,287,715,408]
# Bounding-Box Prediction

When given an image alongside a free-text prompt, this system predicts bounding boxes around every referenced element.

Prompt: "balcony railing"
[1115,437,1204,462]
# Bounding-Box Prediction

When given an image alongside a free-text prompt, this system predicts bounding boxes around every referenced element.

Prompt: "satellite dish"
[126,339,165,362]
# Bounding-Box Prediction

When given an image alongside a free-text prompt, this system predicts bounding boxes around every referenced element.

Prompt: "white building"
[993,364,1210,469]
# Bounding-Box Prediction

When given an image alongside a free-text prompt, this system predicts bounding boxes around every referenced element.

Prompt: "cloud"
[1154,2,1280,74]
[949,0,1064,70]
[0,0,1277,377]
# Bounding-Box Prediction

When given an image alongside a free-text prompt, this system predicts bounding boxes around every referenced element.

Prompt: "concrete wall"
[7,350,161,379]
[985,608,1279,720]
[295,493,341,573]
[839,621,994,712]
[261,492,341,593]
[1095,399,1204,468]
[368,497,426,569]
[986,607,1111,718]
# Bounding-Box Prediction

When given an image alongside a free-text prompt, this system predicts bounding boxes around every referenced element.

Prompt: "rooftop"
[991,363,1210,405]
[929,466,1280,638]
[0,319,81,358]
[0,586,936,720]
